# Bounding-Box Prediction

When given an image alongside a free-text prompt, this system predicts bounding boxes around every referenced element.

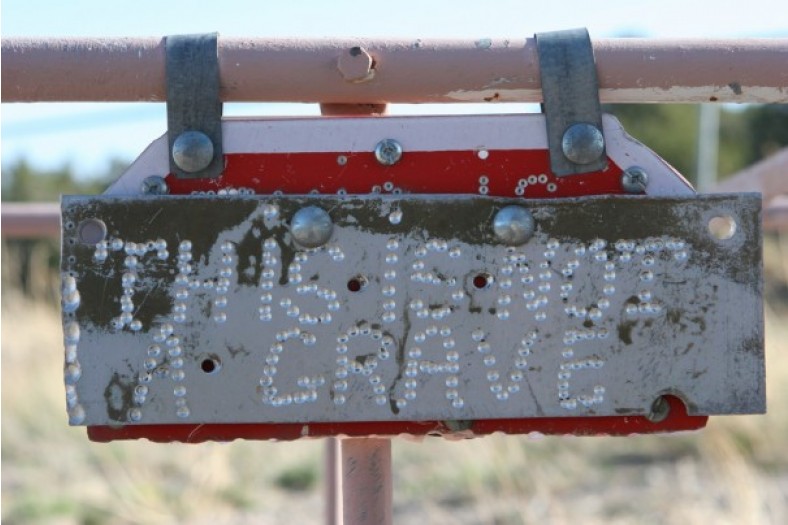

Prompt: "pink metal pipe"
[325,437,340,525]
[3,37,787,104]
[319,102,392,525]
[764,203,788,232]
[713,147,788,232]
[337,438,393,525]
[714,147,788,203]
[1,202,60,239]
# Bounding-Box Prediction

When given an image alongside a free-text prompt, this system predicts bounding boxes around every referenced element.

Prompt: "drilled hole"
[77,218,107,245]
[708,215,737,240]
[347,276,366,292]
[477,149,489,160]
[473,273,493,289]
[200,357,221,374]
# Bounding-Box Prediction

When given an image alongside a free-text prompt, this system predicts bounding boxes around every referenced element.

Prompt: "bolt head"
[561,123,605,165]
[337,46,375,83]
[374,139,403,166]
[493,206,535,246]
[172,131,214,173]
[141,175,169,195]
[290,206,334,248]
[647,396,670,422]
[621,166,649,194]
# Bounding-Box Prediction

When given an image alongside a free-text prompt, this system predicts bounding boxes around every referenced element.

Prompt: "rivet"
[374,139,403,166]
[77,218,107,245]
[290,206,334,248]
[493,206,535,246]
[621,166,649,194]
[141,175,169,195]
[561,123,605,165]
[172,131,214,173]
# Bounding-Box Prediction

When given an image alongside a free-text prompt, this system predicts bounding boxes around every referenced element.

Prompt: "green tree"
[2,159,118,201]
[743,105,788,163]
[605,104,788,186]
[605,104,701,183]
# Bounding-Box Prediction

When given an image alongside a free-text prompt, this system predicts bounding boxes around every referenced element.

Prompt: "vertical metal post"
[319,101,391,525]
[697,104,721,191]
[337,438,393,525]
[325,437,341,525]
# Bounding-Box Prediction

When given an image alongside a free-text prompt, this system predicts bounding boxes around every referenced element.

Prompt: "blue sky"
[2,0,787,179]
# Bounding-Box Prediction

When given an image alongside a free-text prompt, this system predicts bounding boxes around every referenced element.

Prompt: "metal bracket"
[165,33,223,179]
[535,28,607,176]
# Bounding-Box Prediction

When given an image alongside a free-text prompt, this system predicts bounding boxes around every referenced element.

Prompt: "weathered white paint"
[446,86,787,104]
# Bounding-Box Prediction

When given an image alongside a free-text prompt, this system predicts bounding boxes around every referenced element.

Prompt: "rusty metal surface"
[4,37,787,103]
[61,194,764,427]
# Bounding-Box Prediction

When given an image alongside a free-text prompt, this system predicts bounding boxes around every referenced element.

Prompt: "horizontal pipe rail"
[3,37,787,104]
[765,203,788,232]
[2,202,61,239]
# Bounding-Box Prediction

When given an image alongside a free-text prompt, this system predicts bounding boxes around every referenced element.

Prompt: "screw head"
[172,131,214,173]
[561,123,605,165]
[646,395,671,423]
[141,175,169,195]
[621,166,649,194]
[290,206,333,248]
[493,206,535,246]
[374,139,403,166]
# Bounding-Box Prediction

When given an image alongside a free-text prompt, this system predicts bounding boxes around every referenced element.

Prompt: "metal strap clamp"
[535,28,607,176]
[165,33,224,179]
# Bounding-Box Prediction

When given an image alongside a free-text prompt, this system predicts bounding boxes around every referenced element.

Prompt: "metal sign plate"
[105,114,694,199]
[61,194,764,429]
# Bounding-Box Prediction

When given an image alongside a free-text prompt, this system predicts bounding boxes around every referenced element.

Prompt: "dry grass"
[3,235,788,524]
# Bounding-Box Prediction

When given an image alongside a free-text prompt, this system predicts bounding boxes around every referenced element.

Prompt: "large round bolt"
[493,206,535,246]
[172,131,214,173]
[561,123,605,165]
[290,206,334,248]
[337,46,376,83]
[141,175,169,195]
[621,166,649,194]
[374,139,403,166]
